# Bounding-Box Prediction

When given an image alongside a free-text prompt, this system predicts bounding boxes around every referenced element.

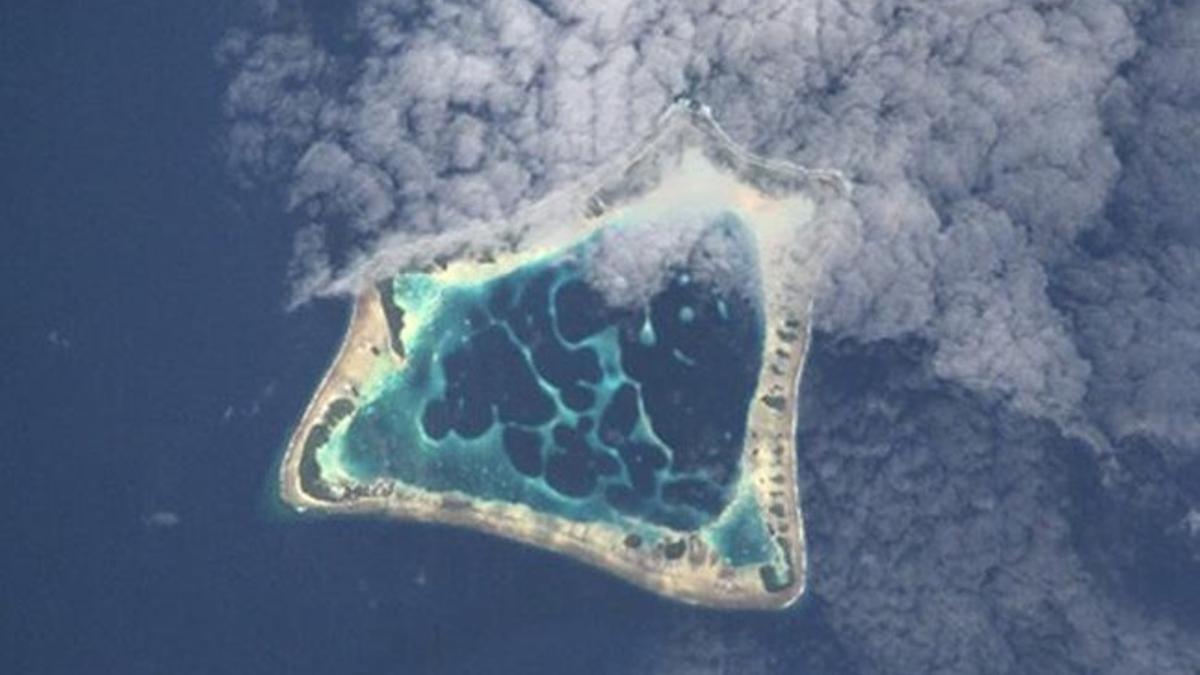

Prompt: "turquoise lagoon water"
[331,215,775,558]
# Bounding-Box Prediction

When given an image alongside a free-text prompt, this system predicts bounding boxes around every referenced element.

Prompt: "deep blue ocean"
[0,5,852,673]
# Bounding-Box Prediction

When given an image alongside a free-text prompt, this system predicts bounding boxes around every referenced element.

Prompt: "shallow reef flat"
[280,101,846,609]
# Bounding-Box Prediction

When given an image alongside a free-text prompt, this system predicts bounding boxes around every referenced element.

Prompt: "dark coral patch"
[408,227,761,528]
[662,477,726,516]
[617,272,762,481]
[545,450,597,497]
[439,324,555,431]
[421,399,451,440]
[561,382,594,411]
[599,383,639,444]
[502,426,543,477]
[553,278,621,343]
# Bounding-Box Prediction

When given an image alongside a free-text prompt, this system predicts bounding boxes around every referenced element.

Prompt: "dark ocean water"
[0,5,855,674]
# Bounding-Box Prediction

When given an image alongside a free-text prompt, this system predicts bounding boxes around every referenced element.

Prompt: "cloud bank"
[219,0,1147,428]
[221,0,1200,670]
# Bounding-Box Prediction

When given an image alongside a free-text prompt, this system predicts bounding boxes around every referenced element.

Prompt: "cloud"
[46,329,72,350]
[582,211,761,309]
[289,140,396,231]
[220,1,1200,668]
[929,199,1089,421]
[142,511,181,529]
[218,0,1148,428]
[1050,1,1200,452]
[217,29,337,187]
[793,335,1200,673]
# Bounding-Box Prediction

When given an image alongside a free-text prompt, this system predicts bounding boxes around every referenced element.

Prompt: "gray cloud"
[792,335,1200,674]
[218,0,1148,427]
[1052,1,1200,453]
[221,0,1200,670]
[583,212,762,310]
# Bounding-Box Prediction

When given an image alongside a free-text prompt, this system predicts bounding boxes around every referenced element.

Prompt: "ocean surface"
[0,4,852,673]
[7,3,1195,674]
